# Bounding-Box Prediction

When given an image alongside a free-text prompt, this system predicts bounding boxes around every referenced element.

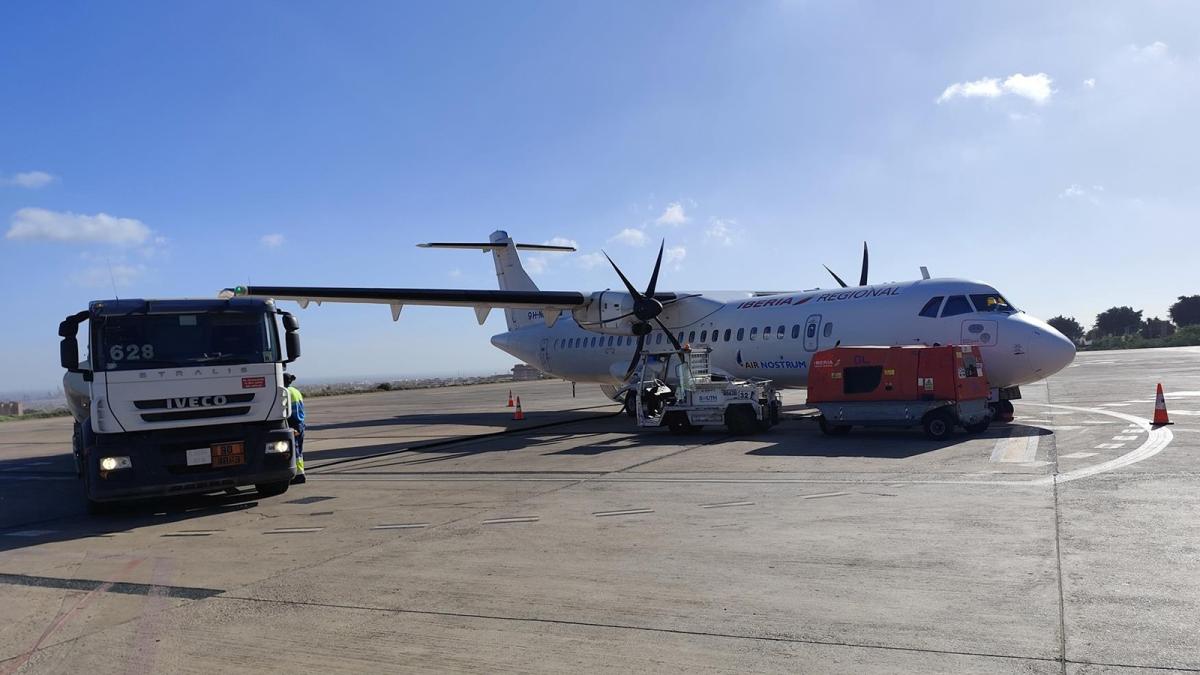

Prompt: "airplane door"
[538,338,550,370]
[804,314,822,351]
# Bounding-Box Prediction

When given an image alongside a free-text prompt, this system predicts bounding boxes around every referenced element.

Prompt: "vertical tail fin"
[489,230,542,330]
[418,231,574,331]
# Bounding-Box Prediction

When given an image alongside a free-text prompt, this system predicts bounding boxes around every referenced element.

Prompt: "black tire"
[256,481,290,498]
[923,410,955,441]
[724,405,757,435]
[86,496,114,515]
[964,419,991,434]
[817,416,852,436]
[623,392,637,418]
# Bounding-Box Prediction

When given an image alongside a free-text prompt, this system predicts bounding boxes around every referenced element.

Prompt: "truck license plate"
[211,442,245,468]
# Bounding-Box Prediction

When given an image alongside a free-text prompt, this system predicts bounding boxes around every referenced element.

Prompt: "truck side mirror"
[282,312,299,332]
[60,338,79,371]
[285,331,301,362]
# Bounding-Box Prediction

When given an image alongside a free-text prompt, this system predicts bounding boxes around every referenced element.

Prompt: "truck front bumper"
[85,421,296,502]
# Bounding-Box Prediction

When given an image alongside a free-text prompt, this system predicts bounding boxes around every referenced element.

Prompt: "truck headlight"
[99,456,132,471]
[265,440,291,454]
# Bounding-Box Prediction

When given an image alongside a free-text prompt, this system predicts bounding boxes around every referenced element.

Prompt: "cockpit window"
[941,295,973,317]
[919,296,944,318]
[970,293,1016,313]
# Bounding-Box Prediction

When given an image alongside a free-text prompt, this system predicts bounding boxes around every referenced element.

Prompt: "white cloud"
[655,202,688,226]
[2,171,56,189]
[1083,78,1096,89]
[664,245,686,269]
[6,208,151,245]
[260,233,285,248]
[1131,41,1170,63]
[524,255,548,275]
[1002,73,1053,104]
[937,73,1054,105]
[544,236,578,249]
[1059,184,1104,203]
[610,227,647,247]
[70,263,146,289]
[705,218,737,246]
[576,252,607,270]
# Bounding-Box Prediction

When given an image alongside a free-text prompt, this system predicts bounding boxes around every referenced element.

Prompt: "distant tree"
[1141,317,1176,339]
[1093,306,1143,337]
[1169,295,1200,327]
[1047,316,1085,344]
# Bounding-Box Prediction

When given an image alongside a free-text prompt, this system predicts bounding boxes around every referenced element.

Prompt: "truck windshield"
[97,312,278,371]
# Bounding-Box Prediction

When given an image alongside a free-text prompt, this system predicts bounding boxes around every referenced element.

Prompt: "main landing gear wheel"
[989,400,1015,424]
[922,410,955,441]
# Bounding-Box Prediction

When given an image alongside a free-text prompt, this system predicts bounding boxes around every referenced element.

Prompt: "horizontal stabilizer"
[417,242,575,252]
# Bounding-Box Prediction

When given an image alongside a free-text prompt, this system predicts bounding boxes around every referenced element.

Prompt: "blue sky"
[2,1,1198,392]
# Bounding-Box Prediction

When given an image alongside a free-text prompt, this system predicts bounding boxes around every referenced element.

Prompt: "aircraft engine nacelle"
[570,291,642,335]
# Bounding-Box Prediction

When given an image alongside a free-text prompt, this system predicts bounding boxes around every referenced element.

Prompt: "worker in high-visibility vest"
[284,373,306,484]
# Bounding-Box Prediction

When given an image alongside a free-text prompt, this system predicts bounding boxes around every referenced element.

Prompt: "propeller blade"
[603,251,643,299]
[823,265,849,288]
[661,293,702,307]
[655,317,685,352]
[623,334,646,380]
[645,240,665,297]
[858,241,869,287]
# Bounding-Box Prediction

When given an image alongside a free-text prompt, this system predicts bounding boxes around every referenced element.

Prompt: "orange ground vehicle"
[806,345,992,440]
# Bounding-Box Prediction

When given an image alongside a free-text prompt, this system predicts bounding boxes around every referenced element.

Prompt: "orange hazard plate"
[211,441,245,468]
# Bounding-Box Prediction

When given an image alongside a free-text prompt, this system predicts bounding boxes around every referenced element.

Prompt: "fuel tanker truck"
[60,297,301,513]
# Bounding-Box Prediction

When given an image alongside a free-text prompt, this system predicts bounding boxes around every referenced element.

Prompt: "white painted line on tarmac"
[1096,443,1125,449]
[1113,435,1140,441]
[991,433,1039,463]
[1024,403,1175,486]
[264,527,324,534]
[371,523,429,530]
[593,508,654,517]
[1045,425,1084,431]
[1059,452,1098,459]
[802,491,849,499]
[700,501,755,509]
[482,516,539,525]
[1021,461,1052,468]
[1099,403,1132,407]
[2,529,57,537]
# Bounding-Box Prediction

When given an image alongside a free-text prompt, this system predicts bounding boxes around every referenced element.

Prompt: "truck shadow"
[748,421,1052,458]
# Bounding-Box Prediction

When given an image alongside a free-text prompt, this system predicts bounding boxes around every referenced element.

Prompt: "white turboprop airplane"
[223,230,1075,418]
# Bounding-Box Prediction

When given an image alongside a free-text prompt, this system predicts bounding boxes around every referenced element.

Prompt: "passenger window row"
[552,320,838,350]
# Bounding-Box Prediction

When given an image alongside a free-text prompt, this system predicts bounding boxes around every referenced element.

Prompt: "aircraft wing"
[220,285,589,325]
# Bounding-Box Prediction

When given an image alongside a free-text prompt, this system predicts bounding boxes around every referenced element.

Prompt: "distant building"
[511,364,546,381]
[0,401,24,416]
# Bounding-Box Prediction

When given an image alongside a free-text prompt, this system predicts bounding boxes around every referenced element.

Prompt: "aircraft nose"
[1027,316,1076,378]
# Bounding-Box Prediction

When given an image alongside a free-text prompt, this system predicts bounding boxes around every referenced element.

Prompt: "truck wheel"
[256,481,290,498]
[923,411,954,441]
[623,392,637,418]
[818,416,851,436]
[724,406,756,435]
[964,419,991,434]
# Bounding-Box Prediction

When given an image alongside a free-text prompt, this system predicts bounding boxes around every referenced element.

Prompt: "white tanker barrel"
[63,359,91,422]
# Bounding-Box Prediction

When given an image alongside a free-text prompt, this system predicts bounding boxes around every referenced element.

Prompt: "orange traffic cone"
[506,390,514,407]
[1152,383,1173,426]
[513,396,524,421]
